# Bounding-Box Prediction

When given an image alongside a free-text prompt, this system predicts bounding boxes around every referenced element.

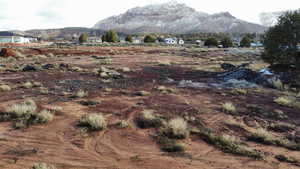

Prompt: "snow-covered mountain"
[94,2,266,34]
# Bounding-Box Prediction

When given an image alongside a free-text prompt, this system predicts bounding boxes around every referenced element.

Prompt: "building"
[164,38,177,44]
[88,36,102,43]
[0,31,37,43]
[178,39,185,45]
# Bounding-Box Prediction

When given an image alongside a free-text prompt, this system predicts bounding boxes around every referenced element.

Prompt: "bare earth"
[0,45,299,169]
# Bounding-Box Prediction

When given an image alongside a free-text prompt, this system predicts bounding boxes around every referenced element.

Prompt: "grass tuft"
[222,102,236,113]
[79,113,107,131]
[136,110,163,129]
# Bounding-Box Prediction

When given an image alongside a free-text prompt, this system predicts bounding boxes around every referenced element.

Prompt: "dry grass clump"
[274,96,300,110]
[136,110,163,128]
[274,97,294,106]
[269,78,284,90]
[161,118,189,139]
[157,60,171,66]
[222,102,236,113]
[116,120,130,129]
[23,82,34,89]
[230,88,247,95]
[6,100,37,117]
[199,130,263,159]
[32,163,56,169]
[275,154,299,164]
[268,122,295,132]
[0,84,11,92]
[79,113,107,131]
[2,100,55,129]
[248,128,300,151]
[35,110,54,123]
[73,90,88,98]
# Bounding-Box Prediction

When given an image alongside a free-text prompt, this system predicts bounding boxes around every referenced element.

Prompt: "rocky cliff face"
[94,2,266,34]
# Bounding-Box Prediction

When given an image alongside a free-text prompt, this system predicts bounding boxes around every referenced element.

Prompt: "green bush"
[79,33,88,44]
[102,30,119,43]
[204,38,218,47]
[221,37,233,48]
[262,10,300,68]
[144,35,156,43]
[125,35,133,43]
[240,37,251,47]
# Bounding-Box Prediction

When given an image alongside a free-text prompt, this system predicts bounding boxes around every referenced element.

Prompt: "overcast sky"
[0,0,299,31]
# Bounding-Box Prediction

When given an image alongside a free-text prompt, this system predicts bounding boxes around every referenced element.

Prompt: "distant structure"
[164,38,184,45]
[0,32,37,43]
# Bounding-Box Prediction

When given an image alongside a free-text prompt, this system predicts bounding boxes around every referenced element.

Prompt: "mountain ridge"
[94,2,266,34]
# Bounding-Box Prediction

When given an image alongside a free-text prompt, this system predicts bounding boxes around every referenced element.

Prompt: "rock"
[221,63,236,71]
[42,64,56,70]
[22,65,38,72]
[0,48,15,57]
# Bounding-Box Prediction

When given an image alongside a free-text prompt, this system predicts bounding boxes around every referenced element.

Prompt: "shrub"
[268,122,295,132]
[32,163,56,169]
[275,154,299,164]
[222,102,236,113]
[35,110,54,123]
[144,35,156,43]
[73,90,88,98]
[102,30,119,43]
[136,110,162,128]
[155,135,185,153]
[262,10,300,68]
[199,130,263,159]
[117,120,130,128]
[79,113,107,131]
[23,82,33,89]
[125,35,133,43]
[79,33,88,44]
[240,37,251,47]
[221,37,233,48]
[204,38,218,47]
[0,84,11,92]
[6,100,37,117]
[162,118,189,139]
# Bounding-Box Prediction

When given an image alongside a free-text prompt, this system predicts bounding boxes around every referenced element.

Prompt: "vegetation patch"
[222,102,236,113]
[274,96,300,110]
[160,118,189,139]
[154,134,185,153]
[32,163,56,169]
[275,154,299,164]
[248,128,300,151]
[0,84,12,92]
[78,113,107,131]
[199,129,263,159]
[268,122,295,132]
[1,100,55,129]
[135,110,163,129]
[116,120,130,129]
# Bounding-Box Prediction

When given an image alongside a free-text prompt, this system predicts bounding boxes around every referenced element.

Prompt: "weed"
[161,118,189,139]
[79,113,107,131]
[0,84,11,92]
[222,102,236,113]
[136,110,163,128]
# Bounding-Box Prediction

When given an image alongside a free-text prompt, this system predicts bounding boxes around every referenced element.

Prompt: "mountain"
[94,2,266,34]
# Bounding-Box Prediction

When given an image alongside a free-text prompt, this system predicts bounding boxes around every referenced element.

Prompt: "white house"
[165,38,177,45]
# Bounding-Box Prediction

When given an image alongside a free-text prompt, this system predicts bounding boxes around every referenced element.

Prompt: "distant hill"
[25,27,105,39]
[94,2,266,34]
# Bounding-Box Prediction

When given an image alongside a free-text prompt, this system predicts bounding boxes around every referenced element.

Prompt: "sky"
[0,0,299,31]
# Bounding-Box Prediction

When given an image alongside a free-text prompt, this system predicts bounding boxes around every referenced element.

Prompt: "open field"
[0,45,300,169]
